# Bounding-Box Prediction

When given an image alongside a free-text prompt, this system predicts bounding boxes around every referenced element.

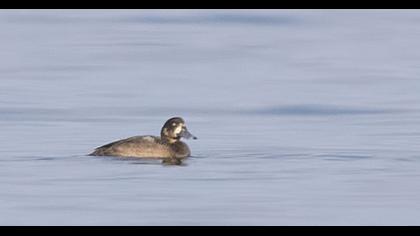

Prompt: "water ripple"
[122,13,298,26]
[249,104,407,116]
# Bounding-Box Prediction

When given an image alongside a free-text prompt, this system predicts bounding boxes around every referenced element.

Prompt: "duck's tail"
[88,148,102,156]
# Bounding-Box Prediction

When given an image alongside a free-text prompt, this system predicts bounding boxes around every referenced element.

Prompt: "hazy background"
[1,9,420,225]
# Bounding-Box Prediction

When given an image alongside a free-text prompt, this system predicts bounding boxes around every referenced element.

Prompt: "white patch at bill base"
[174,126,183,135]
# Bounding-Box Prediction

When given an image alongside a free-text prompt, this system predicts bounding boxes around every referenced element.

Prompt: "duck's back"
[90,135,175,158]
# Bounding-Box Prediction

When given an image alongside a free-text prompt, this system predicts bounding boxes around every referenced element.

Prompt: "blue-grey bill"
[181,129,197,140]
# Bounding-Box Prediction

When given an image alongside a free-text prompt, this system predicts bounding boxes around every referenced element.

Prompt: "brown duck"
[89,117,197,160]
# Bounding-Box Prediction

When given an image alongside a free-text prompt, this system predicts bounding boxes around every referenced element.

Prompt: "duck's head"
[161,117,197,143]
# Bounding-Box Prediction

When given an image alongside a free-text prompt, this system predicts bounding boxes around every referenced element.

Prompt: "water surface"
[1,10,420,225]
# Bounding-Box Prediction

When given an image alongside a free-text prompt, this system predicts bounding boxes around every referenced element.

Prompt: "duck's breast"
[171,141,191,158]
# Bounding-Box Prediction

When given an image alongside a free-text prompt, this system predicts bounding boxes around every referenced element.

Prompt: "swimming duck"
[89,117,197,160]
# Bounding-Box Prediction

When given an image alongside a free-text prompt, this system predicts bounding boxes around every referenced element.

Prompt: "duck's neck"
[161,136,179,144]
[161,127,177,144]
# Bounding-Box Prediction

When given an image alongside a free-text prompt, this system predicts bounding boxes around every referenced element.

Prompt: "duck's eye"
[172,122,177,126]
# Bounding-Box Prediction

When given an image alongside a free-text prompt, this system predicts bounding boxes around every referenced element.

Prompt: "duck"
[89,117,197,160]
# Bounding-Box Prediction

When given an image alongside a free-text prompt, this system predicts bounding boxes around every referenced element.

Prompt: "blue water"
[1,9,420,225]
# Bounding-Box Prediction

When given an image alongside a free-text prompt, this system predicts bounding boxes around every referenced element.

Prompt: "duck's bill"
[180,128,197,140]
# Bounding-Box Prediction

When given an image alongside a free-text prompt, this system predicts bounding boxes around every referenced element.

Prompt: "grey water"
[1,9,420,225]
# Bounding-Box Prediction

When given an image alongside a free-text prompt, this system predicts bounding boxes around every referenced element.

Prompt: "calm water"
[1,9,420,225]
